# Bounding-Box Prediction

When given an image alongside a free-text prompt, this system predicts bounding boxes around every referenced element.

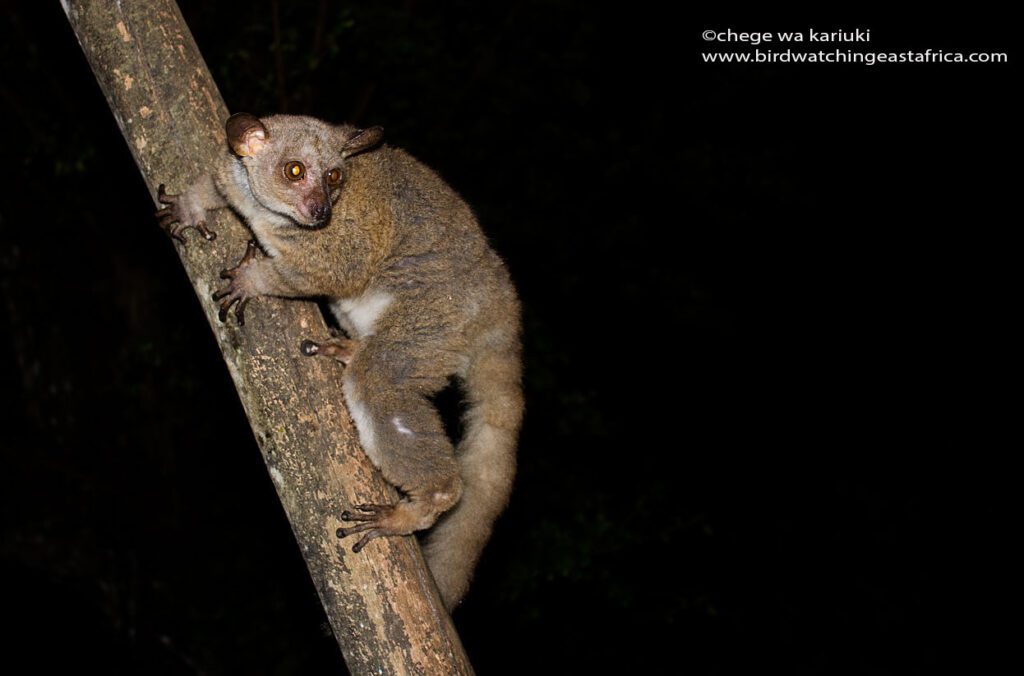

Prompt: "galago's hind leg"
[335,332,463,552]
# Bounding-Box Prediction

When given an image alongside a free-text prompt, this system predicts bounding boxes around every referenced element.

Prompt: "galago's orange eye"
[326,168,342,186]
[284,161,305,180]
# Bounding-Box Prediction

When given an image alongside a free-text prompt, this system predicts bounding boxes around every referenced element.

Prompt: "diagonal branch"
[60,1,472,673]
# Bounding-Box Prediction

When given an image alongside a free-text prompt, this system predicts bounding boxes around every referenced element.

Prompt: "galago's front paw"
[212,240,260,325]
[155,184,216,244]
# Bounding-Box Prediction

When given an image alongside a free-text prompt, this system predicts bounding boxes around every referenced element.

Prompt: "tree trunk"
[60,1,473,673]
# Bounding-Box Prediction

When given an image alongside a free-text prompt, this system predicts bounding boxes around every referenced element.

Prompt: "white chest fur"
[329,290,394,338]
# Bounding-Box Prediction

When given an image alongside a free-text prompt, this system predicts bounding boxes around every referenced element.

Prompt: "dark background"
[0,2,1016,674]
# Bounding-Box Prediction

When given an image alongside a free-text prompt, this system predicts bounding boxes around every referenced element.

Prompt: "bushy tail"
[422,341,523,609]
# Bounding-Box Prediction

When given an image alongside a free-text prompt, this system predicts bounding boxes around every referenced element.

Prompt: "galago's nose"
[311,202,330,223]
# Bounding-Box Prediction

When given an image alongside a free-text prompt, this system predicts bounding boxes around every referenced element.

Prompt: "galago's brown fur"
[156,113,523,609]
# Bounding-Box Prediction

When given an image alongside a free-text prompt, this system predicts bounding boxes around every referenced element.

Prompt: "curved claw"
[170,221,216,242]
[195,224,217,241]
[217,244,257,281]
[214,291,250,325]
[167,226,188,245]
[235,297,250,325]
[353,530,388,552]
[216,301,232,323]
[157,183,174,204]
[336,522,389,552]
[240,239,260,264]
[340,505,383,522]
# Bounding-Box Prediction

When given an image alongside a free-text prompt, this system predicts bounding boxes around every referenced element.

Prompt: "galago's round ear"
[341,126,384,158]
[226,113,268,157]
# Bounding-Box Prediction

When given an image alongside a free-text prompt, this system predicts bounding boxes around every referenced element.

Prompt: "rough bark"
[60,1,473,673]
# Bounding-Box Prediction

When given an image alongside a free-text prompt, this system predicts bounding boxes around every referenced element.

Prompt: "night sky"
[0,3,1017,674]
